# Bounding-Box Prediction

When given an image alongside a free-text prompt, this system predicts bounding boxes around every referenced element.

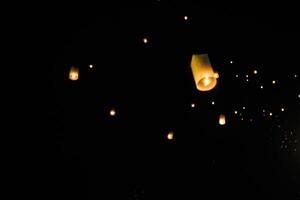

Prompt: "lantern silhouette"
[191,54,219,91]
[69,66,79,81]
[219,114,226,125]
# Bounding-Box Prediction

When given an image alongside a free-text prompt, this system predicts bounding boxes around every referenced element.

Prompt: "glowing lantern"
[69,66,79,81]
[109,108,116,116]
[167,131,174,140]
[219,114,226,125]
[191,54,219,91]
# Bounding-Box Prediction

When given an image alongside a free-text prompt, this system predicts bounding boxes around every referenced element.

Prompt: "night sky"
[39,3,300,199]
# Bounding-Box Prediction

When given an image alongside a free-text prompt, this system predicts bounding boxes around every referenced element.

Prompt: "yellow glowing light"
[234,111,238,114]
[143,38,148,44]
[219,114,226,125]
[254,70,258,74]
[167,131,174,140]
[69,66,79,81]
[269,112,273,116]
[190,54,219,92]
[191,103,195,108]
[184,16,188,20]
[109,109,116,116]
[203,77,211,86]
[89,64,93,68]
[272,80,276,84]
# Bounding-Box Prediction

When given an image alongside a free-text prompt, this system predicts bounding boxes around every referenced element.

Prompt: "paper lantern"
[69,66,79,81]
[191,54,219,91]
[167,131,174,140]
[219,114,226,125]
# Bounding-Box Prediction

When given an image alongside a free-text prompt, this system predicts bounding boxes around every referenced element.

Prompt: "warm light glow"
[281,108,285,112]
[143,38,148,44]
[191,54,218,91]
[109,108,116,116]
[89,64,93,69]
[219,114,226,125]
[69,66,79,81]
[184,16,188,20]
[272,80,276,84]
[245,75,249,78]
[234,110,238,114]
[269,112,273,116]
[191,103,195,108]
[254,70,258,74]
[203,77,211,86]
[167,131,174,140]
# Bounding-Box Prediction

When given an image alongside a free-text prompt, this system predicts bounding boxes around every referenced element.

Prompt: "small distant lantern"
[219,114,226,125]
[109,108,116,117]
[167,131,174,140]
[191,54,219,91]
[69,66,79,81]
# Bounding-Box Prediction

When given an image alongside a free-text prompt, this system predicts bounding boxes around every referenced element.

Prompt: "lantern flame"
[191,54,218,91]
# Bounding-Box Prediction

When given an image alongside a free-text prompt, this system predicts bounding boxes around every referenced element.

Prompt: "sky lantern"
[167,131,174,140]
[191,54,219,91]
[69,66,79,81]
[219,114,226,125]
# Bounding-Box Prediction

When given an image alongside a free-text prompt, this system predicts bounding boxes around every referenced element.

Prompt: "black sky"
[26,3,300,199]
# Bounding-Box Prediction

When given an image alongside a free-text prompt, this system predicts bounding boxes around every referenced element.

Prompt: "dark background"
[23,2,300,199]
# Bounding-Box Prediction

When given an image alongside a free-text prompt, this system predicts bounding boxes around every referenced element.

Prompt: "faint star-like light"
[109,108,116,116]
[191,103,195,108]
[184,16,188,20]
[254,70,258,74]
[143,37,148,44]
[89,64,93,69]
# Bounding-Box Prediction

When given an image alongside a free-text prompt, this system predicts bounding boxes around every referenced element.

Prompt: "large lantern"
[191,54,219,91]
[69,66,79,81]
[219,114,226,125]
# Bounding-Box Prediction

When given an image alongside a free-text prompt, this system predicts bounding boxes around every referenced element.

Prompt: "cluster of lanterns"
[68,54,226,126]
